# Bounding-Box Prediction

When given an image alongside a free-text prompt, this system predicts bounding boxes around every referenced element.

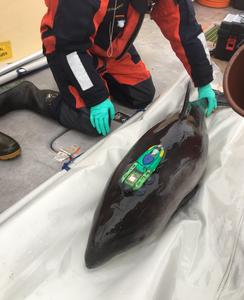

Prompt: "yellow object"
[0,41,12,61]
[0,0,46,66]
[159,149,165,158]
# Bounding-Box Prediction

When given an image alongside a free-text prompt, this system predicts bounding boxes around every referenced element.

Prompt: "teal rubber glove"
[90,99,115,136]
[198,84,217,117]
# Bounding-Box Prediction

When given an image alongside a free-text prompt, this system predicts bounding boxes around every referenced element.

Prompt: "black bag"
[232,0,244,10]
[211,21,244,61]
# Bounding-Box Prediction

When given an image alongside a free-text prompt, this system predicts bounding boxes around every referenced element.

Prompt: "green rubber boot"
[0,131,21,160]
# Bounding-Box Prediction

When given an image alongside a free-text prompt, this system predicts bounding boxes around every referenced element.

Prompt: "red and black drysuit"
[41,0,213,135]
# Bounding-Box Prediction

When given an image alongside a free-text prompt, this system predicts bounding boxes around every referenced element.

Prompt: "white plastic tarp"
[0,74,244,300]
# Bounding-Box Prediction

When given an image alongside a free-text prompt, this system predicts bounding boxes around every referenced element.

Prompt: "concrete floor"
[194,2,241,27]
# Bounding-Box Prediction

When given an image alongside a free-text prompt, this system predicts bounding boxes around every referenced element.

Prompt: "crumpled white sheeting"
[0,74,244,300]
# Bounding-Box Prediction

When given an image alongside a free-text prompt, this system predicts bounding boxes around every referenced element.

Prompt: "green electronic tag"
[121,144,165,191]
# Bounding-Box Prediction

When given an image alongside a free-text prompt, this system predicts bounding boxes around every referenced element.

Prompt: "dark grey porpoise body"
[85,85,208,268]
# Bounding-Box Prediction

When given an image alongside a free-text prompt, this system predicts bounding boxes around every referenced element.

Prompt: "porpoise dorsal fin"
[179,81,191,120]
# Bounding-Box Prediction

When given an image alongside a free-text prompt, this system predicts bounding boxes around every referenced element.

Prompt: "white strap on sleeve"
[66,51,94,91]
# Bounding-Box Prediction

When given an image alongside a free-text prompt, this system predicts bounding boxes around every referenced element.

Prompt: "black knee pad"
[58,102,100,136]
[126,78,156,109]
[138,79,156,107]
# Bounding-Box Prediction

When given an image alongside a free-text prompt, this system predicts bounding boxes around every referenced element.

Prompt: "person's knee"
[142,79,155,106]
[129,78,156,109]
[58,102,100,136]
